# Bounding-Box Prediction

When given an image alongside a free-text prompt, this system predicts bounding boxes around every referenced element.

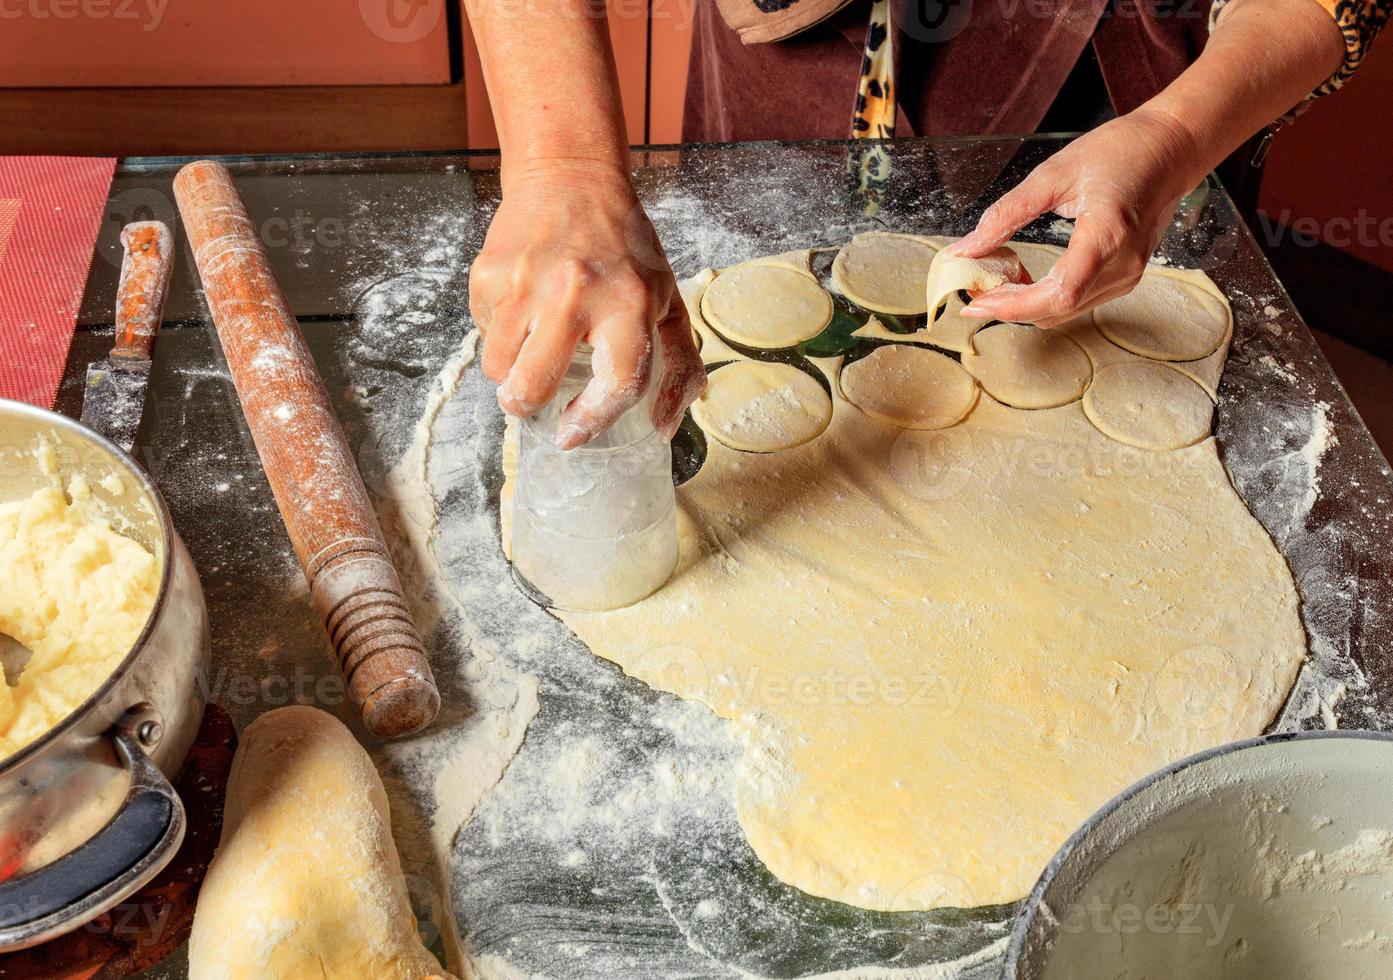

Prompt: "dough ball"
[1082,361,1214,451]
[961,322,1092,409]
[831,233,939,315]
[691,360,833,453]
[190,706,455,980]
[1094,272,1231,362]
[701,263,834,350]
[840,344,979,430]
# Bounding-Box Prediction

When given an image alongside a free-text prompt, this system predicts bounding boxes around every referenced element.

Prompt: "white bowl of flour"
[1005,731,1393,980]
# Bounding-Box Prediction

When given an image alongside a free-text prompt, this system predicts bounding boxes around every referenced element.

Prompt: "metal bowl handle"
[0,705,187,950]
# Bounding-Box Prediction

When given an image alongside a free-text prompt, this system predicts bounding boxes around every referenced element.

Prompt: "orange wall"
[0,0,451,86]
[1259,41,1393,273]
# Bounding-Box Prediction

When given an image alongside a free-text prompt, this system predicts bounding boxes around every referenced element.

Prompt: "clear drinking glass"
[511,344,679,611]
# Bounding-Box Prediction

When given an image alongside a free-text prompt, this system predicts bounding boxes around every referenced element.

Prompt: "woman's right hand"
[469,161,706,450]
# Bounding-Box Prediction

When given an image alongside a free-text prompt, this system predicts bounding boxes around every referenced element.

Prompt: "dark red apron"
[684,0,1211,142]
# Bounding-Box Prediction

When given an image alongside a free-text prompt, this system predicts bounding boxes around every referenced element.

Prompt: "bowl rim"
[1002,727,1393,977]
[0,397,177,773]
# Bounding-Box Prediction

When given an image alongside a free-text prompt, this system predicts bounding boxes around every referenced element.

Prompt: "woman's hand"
[949,107,1205,328]
[469,162,706,450]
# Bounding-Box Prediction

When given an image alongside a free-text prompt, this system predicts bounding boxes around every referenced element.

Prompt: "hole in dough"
[701,263,835,350]
[1082,361,1215,451]
[839,344,979,430]
[830,233,940,315]
[691,360,834,453]
[961,322,1093,410]
[1093,272,1231,362]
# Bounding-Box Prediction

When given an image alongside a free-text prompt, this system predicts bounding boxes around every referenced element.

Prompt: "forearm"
[1137,0,1344,185]
[464,0,631,189]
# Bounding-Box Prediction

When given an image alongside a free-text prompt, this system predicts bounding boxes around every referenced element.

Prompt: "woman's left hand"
[949,107,1205,328]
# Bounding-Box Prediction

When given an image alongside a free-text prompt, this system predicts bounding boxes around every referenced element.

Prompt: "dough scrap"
[831,232,941,315]
[506,248,1304,915]
[1093,270,1231,362]
[0,479,158,758]
[190,706,454,980]
[922,243,1045,353]
[1083,361,1215,451]
[961,322,1093,409]
[701,262,834,350]
[839,345,979,430]
[691,360,833,453]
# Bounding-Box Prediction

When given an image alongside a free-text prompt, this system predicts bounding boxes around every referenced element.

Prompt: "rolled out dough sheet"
[506,243,1305,914]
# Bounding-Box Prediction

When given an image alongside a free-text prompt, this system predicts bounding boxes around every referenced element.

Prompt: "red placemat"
[0,157,117,408]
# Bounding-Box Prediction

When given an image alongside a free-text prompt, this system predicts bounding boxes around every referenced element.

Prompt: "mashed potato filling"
[0,479,159,758]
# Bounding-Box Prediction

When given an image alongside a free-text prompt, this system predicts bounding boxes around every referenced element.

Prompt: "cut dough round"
[840,344,979,430]
[962,322,1092,409]
[1094,272,1231,362]
[701,263,834,349]
[831,233,939,315]
[691,360,833,452]
[1083,361,1214,451]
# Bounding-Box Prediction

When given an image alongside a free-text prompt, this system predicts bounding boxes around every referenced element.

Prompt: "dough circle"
[840,344,979,430]
[1083,361,1214,451]
[1094,272,1231,361]
[701,263,834,350]
[691,360,833,453]
[961,322,1093,409]
[831,233,939,315]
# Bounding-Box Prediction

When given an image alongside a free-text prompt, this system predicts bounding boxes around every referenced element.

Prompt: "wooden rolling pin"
[173,160,440,739]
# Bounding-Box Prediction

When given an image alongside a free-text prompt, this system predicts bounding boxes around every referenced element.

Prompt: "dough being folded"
[190,706,454,980]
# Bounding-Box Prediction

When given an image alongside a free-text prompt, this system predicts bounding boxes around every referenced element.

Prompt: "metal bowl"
[1005,731,1393,979]
[0,398,209,949]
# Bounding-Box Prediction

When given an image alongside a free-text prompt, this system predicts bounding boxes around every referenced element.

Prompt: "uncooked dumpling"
[922,245,1032,352]
[189,706,454,980]
[691,360,833,452]
[701,262,834,350]
[839,345,978,429]
[962,322,1092,409]
[831,232,940,315]
[1083,361,1215,451]
[1093,271,1231,362]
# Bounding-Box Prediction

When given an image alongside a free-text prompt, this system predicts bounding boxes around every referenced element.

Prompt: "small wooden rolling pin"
[173,160,440,739]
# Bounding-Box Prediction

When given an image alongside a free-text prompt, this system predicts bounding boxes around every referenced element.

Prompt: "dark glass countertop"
[55,137,1393,979]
